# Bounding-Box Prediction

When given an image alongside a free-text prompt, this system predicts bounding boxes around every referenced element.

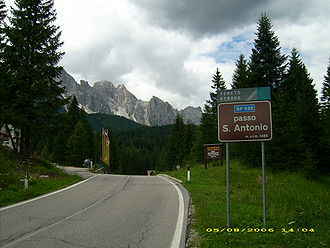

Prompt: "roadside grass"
[0,146,82,207]
[165,161,329,248]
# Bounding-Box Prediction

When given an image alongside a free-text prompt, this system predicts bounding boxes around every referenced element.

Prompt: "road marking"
[1,176,130,248]
[0,175,98,211]
[159,175,185,248]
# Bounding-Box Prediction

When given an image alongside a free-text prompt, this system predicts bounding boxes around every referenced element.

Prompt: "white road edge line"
[0,175,98,211]
[1,176,130,248]
[159,175,185,248]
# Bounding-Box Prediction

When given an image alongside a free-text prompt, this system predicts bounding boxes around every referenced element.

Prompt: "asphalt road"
[0,170,189,248]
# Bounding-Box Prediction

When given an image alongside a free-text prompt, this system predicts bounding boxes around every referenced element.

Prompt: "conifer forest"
[1,1,329,177]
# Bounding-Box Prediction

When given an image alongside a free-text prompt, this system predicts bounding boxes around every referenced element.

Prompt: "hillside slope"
[166,162,329,248]
[87,113,143,132]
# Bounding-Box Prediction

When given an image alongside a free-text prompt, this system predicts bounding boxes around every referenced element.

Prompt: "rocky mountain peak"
[80,80,90,88]
[117,84,127,90]
[94,80,115,89]
[58,69,202,125]
[150,96,162,101]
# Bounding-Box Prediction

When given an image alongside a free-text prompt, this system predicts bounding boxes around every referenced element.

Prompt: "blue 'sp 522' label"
[234,104,255,113]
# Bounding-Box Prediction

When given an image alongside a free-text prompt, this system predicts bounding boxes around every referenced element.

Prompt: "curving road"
[0,170,189,248]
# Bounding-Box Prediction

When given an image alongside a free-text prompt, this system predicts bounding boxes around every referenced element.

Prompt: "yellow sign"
[204,144,222,160]
[102,129,110,166]
[207,146,220,152]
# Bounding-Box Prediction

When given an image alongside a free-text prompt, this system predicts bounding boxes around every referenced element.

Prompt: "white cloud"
[5,0,330,109]
[275,18,330,96]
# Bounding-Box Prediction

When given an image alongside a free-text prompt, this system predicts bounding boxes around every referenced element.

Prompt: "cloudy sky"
[6,0,330,109]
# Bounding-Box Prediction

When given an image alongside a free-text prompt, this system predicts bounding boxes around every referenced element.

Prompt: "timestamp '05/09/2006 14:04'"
[205,227,316,233]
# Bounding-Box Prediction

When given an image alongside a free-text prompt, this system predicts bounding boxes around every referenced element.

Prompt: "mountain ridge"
[58,69,202,125]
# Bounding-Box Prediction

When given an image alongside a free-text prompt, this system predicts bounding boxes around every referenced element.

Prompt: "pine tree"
[287,49,319,150]
[54,97,96,164]
[66,121,90,166]
[160,115,192,170]
[319,59,330,172]
[0,0,9,126]
[270,49,320,171]
[165,115,184,169]
[207,68,226,115]
[0,0,5,43]
[0,2,20,151]
[203,68,226,140]
[78,109,95,161]
[191,68,226,162]
[249,13,286,90]
[236,14,286,167]
[66,96,80,130]
[231,54,249,89]
[2,0,65,156]
[52,97,79,163]
[321,59,330,105]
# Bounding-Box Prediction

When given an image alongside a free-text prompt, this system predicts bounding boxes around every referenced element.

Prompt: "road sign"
[102,129,110,166]
[203,144,223,160]
[218,101,272,142]
[218,87,271,103]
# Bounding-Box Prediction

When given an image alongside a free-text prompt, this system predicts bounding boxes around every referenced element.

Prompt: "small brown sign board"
[204,144,223,160]
[218,101,272,142]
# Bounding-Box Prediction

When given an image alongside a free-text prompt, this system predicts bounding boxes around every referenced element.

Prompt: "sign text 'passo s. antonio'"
[218,101,272,142]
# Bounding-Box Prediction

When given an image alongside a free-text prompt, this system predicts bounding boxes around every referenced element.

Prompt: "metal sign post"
[262,142,267,225]
[217,87,272,227]
[226,143,230,227]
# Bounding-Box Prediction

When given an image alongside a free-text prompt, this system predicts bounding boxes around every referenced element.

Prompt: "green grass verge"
[165,161,329,248]
[0,147,83,207]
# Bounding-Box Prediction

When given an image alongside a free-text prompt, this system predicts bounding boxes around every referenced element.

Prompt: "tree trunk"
[4,124,18,152]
